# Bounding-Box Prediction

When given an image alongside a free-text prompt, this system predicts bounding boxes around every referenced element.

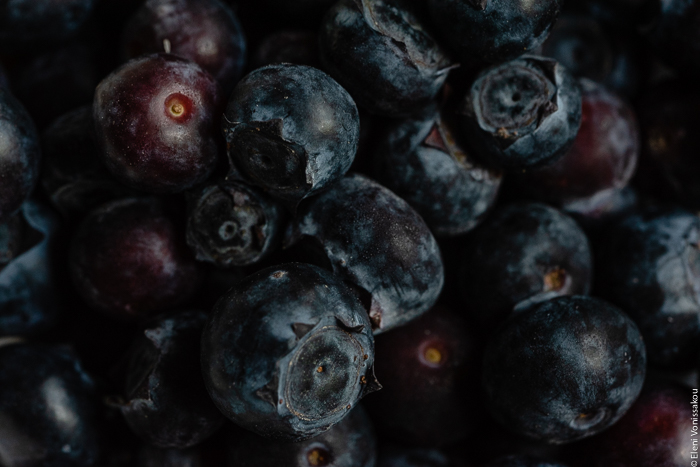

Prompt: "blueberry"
[252,30,320,69]
[0,341,102,466]
[117,310,224,448]
[319,0,453,117]
[646,0,700,76]
[458,56,582,169]
[364,306,482,446]
[286,174,444,334]
[459,202,592,330]
[598,207,700,370]
[122,0,247,91]
[427,0,561,64]
[0,0,96,54]
[0,200,60,337]
[223,64,359,209]
[510,79,639,216]
[229,405,376,466]
[540,13,642,98]
[0,87,41,222]
[201,263,378,441]
[186,181,285,267]
[373,107,502,236]
[41,106,135,222]
[482,457,568,467]
[565,381,692,467]
[69,198,203,320]
[482,296,647,444]
[94,53,224,193]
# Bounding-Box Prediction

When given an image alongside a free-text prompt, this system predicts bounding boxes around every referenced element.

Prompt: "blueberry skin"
[0,342,101,467]
[598,208,700,370]
[459,202,592,330]
[319,0,453,117]
[0,0,96,54]
[427,0,561,64]
[286,174,444,334]
[41,106,135,222]
[459,56,582,169]
[229,405,377,467]
[373,108,502,236]
[223,64,360,209]
[136,445,203,467]
[482,296,647,444]
[118,310,224,448]
[482,457,568,467]
[0,200,60,337]
[201,263,378,441]
[646,0,700,76]
[0,87,41,222]
[122,0,247,89]
[185,181,285,267]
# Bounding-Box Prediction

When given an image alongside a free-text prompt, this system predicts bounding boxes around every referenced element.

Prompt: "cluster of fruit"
[0,0,696,466]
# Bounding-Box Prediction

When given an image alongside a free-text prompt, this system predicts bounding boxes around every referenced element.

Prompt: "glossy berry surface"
[0,87,41,222]
[186,181,284,267]
[459,202,592,329]
[598,207,700,370]
[122,0,247,89]
[319,0,453,117]
[0,342,101,467]
[223,64,359,208]
[0,0,96,54]
[201,263,378,441]
[373,107,502,236]
[427,0,561,64]
[229,405,376,467]
[511,79,638,213]
[70,198,202,320]
[365,306,482,446]
[482,296,647,444]
[94,53,223,193]
[459,56,582,169]
[118,310,224,448]
[286,174,444,334]
[0,200,60,337]
[567,381,692,467]
[41,106,134,221]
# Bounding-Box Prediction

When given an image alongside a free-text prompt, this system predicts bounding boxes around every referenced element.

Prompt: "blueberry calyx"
[466,0,488,11]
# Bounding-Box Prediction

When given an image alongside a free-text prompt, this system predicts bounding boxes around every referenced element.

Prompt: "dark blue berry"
[319,0,453,117]
[0,342,102,466]
[598,207,700,370]
[482,296,647,444]
[223,64,359,209]
[373,107,501,236]
[427,0,561,64]
[286,174,444,334]
[458,56,582,169]
[0,87,41,222]
[117,310,224,448]
[201,263,378,441]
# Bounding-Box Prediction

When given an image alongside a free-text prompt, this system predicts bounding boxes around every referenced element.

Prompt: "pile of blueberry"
[0,0,696,466]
